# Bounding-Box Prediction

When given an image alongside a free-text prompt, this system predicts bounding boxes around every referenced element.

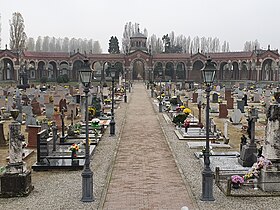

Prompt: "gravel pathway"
[102,82,196,210]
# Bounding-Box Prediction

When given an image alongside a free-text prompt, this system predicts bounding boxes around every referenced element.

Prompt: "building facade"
[0,33,279,84]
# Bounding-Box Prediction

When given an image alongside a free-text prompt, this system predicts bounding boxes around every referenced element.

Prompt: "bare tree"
[243,39,260,51]
[69,38,78,52]
[49,37,56,52]
[92,41,102,53]
[62,37,69,52]
[55,38,62,52]
[35,36,42,51]
[42,36,50,52]
[26,37,35,51]
[122,22,137,53]
[9,12,27,52]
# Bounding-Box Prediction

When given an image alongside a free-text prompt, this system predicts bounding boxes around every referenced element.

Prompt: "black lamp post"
[159,70,163,113]
[110,66,116,135]
[124,71,127,103]
[80,58,94,202]
[200,58,216,201]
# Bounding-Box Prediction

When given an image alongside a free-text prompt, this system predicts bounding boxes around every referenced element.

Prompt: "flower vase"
[71,150,77,159]
[71,151,79,166]
[232,182,240,189]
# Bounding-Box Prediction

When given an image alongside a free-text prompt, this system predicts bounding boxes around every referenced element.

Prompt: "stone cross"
[238,107,258,167]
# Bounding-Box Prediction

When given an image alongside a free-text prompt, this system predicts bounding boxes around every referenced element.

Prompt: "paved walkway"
[102,83,196,210]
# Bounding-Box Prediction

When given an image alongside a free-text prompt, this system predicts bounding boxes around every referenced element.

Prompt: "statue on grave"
[247,118,252,139]
[259,93,280,191]
[241,134,247,145]
[240,134,247,153]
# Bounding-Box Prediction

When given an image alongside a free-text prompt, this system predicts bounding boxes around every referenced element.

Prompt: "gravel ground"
[0,83,279,210]
[0,94,128,210]
[153,94,279,210]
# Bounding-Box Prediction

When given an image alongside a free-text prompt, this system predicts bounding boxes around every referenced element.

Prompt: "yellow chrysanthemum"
[183,108,191,114]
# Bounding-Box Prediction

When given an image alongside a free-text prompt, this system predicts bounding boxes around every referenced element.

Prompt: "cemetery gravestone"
[31,98,41,115]
[212,93,219,103]
[192,93,198,103]
[225,90,232,101]
[230,109,242,125]
[45,103,54,119]
[0,121,6,146]
[219,104,228,118]
[242,94,248,106]
[226,97,234,109]
[237,100,245,113]
[253,93,260,103]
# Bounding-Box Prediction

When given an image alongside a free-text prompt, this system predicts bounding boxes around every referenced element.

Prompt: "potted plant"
[231,175,244,189]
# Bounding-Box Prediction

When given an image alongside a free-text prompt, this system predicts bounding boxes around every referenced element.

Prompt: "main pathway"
[102,83,196,210]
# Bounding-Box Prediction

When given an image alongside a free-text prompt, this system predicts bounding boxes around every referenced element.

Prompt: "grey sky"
[0,0,279,52]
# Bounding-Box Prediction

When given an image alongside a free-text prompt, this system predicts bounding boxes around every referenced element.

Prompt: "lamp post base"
[201,168,215,201]
[81,168,94,202]
[124,95,127,103]
[159,103,163,113]
[110,120,115,135]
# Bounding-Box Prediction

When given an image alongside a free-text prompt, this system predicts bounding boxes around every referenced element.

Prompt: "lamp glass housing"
[110,67,116,78]
[201,59,216,85]
[79,59,92,87]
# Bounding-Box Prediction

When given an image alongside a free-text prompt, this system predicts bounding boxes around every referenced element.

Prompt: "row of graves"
[0,82,127,197]
[150,81,280,197]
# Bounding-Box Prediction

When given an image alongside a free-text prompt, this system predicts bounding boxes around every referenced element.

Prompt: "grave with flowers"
[32,124,96,171]
[258,96,280,192]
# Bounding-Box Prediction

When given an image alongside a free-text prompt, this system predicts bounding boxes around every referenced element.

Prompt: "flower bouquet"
[231,175,244,189]
[244,157,272,181]
[69,143,79,158]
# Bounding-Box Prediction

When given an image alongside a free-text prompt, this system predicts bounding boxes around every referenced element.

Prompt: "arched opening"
[92,61,102,80]
[219,62,227,80]
[176,62,186,80]
[190,60,204,82]
[37,61,46,79]
[48,61,57,80]
[115,62,124,81]
[0,58,14,80]
[261,59,273,81]
[232,62,239,80]
[73,60,83,81]
[132,60,145,80]
[28,61,36,80]
[240,62,248,80]
[59,61,70,76]
[165,62,174,81]
[153,62,163,81]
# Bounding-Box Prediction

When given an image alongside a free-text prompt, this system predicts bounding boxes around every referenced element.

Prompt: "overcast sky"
[0,0,279,52]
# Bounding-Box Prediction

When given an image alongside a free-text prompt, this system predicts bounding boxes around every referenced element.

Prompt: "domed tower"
[129,28,148,53]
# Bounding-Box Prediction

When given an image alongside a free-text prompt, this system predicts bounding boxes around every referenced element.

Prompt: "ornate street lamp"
[200,58,216,201]
[110,65,116,135]
[80,58,94,202]
[158,70,163,112]
[124,71,127,103]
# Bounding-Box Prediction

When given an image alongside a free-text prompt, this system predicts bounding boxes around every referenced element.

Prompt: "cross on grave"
[238,107,258,167]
